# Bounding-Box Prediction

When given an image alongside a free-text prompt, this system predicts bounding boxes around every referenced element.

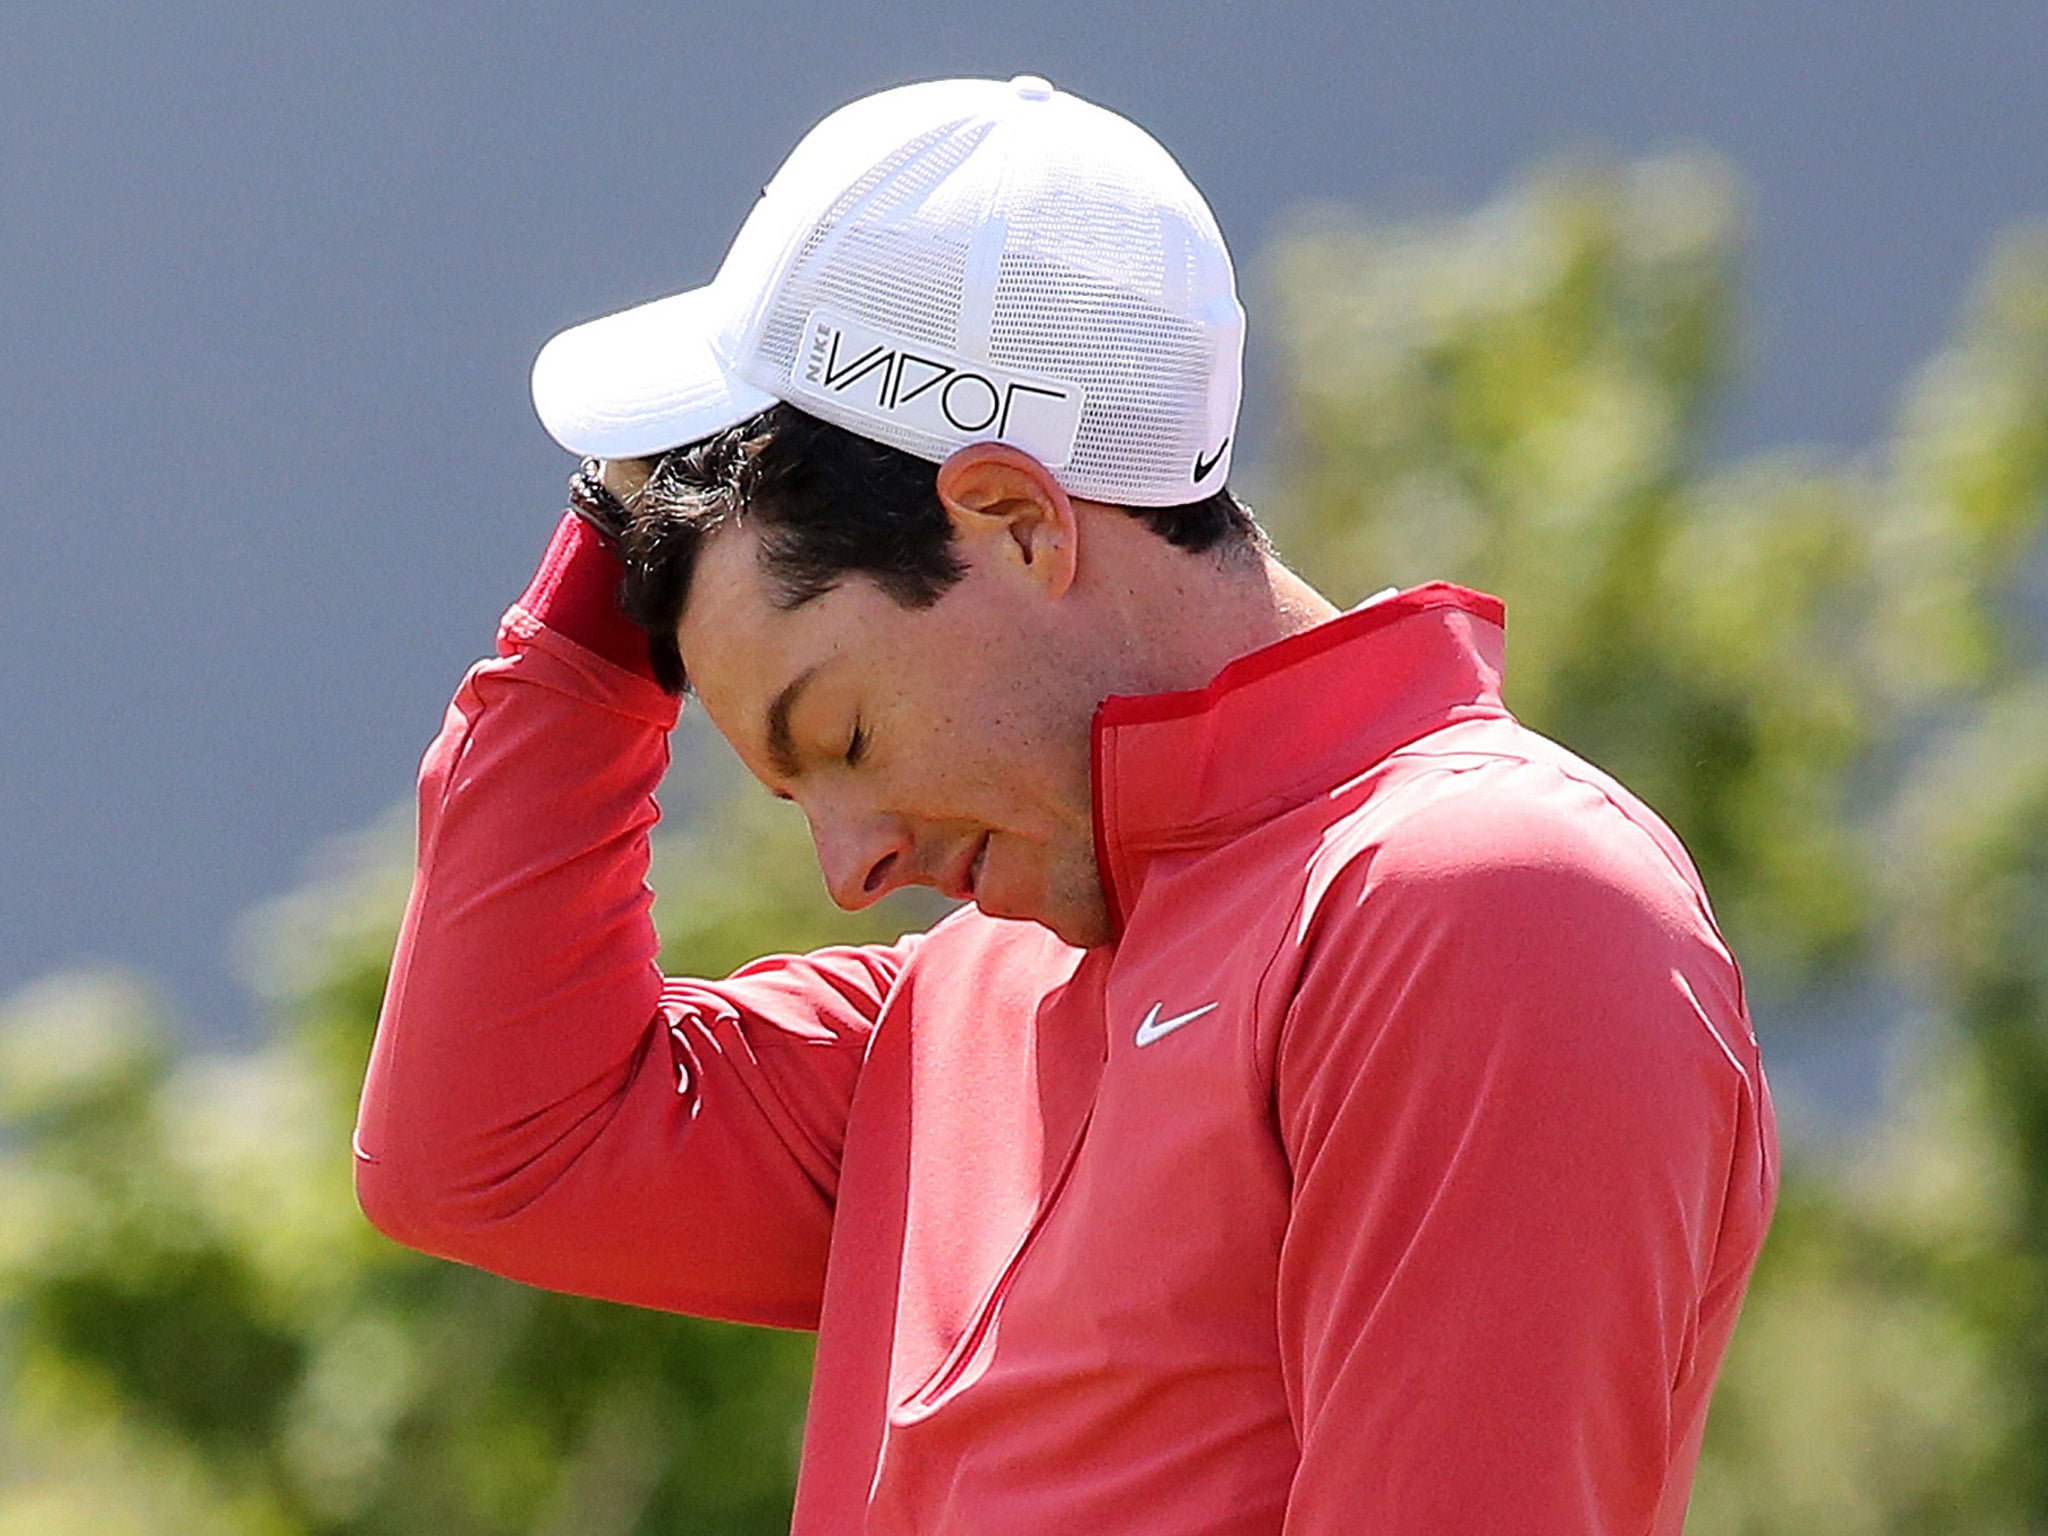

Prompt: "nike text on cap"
[530,75,1244,508]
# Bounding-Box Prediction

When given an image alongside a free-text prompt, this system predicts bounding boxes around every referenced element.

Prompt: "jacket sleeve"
[354,513,913,1329]
[1270,777,1776,1534]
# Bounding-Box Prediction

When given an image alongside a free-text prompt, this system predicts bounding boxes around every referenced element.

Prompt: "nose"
[807,807,917,911]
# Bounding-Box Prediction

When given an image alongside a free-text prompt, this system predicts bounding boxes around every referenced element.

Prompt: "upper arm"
[355,604,920,1328]
[1272,773,1760,1533]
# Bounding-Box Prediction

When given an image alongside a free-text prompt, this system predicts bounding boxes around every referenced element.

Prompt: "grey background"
[3,2,2043,1048]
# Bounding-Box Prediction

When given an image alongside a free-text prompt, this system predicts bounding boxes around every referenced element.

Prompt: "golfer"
[357,75,1777,1534]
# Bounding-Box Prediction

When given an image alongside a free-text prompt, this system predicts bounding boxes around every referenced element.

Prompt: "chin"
[975,847,1113,948]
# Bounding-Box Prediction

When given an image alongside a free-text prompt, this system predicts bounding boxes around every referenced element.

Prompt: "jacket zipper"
[909,1104,1097,1410]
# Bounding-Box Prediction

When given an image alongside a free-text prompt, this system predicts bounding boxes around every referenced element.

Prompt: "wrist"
[514,512,657,681]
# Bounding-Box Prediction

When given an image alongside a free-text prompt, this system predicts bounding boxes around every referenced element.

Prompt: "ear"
[934,443,1079,599]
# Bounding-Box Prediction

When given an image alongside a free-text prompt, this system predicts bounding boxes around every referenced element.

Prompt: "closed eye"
[845,720,869,769]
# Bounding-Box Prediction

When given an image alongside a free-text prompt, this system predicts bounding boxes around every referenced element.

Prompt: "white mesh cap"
[531,75,1244,507]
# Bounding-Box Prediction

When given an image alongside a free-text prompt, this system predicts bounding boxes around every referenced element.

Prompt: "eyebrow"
[765,664,823,781]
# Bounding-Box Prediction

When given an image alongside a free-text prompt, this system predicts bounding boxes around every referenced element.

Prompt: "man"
[357,75,1777,1534]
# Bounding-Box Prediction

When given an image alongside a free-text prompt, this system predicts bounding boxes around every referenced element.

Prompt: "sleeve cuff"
[514,513,659,683]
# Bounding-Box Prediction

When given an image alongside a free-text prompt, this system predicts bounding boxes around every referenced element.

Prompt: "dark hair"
[617,402,1263,693]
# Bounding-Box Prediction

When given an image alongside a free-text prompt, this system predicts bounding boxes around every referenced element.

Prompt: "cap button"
[1010,74,1054,101]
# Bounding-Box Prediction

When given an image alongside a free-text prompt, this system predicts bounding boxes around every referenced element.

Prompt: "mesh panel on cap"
[742,87,1236,505]
[1005,158,1173,297]
[979,134,1221,501]
[756,118,988,379]
[990,253,1206,498]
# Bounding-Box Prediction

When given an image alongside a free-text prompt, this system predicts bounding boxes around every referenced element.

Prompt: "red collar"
[1088,583,1509,936]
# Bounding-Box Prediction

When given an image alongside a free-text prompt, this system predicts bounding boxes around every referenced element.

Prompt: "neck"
[1076,505,1342,698]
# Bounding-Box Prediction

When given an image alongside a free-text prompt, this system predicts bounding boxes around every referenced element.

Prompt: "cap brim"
[530,283,779,459]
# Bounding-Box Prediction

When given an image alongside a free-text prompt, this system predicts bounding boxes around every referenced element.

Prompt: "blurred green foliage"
[0,787,936,1536]
[2,158,2045,1532]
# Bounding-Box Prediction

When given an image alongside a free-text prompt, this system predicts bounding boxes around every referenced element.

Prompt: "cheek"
[874,605,1092,820]
[866,686,1026,820]
[944,686,1093,829]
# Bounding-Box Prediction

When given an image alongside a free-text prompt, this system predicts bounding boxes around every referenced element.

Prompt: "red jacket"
[357,515,1777,1535]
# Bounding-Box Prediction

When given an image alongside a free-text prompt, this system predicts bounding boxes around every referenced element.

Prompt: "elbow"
[353,1135,474,1264]
[352,1127,550,1280]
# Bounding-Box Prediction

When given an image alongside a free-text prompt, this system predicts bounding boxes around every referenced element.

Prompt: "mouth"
[942,833,991,904]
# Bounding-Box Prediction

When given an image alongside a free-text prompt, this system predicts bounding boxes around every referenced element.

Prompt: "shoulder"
[1305,719,1724,962]
[1273,719,1752,1100]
